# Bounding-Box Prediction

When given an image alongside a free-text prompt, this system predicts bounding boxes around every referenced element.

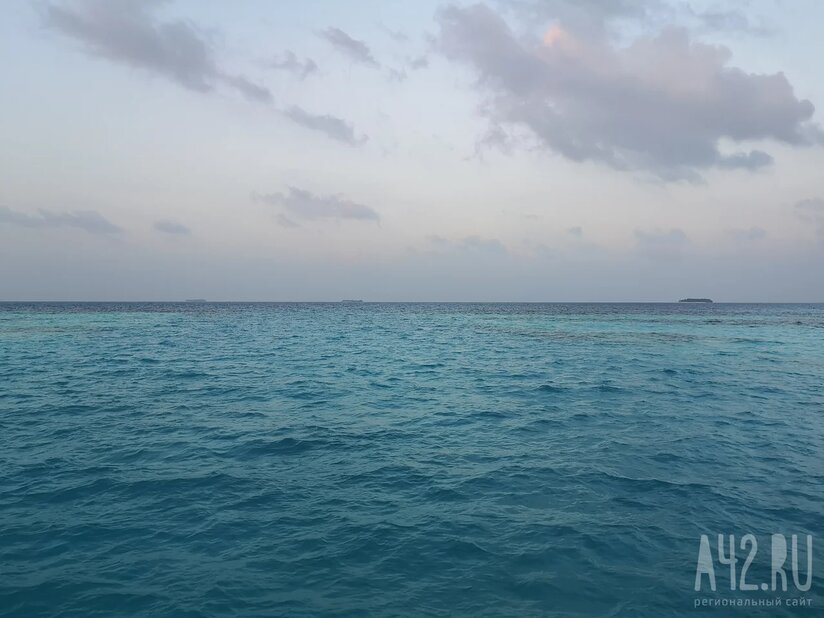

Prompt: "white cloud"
[435,3,822,180]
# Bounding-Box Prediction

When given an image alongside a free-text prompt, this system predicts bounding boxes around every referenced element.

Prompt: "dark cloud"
[0,206,121,234]
[283,105,367,146]
[320,27,379,67]
[43,0,272,103]
[153,219,190,235]
[257,187,380,222]
[269,51,317,79]
[435,4,822,180]
[567,226,583,237]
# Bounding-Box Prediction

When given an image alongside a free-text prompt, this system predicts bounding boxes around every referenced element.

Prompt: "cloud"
[795,198,824,240]
[474,124,515,157]
[269,51,317,79]
[283,105,367,146]
[387,67,407,82]
[716,150,773,170]
[409,55,429,70]
[427,235,508,254]
[43,2,385,145]
[387,55,430,82]
[256,187,380,222]
[460,235,508,253]
[276,213,300,228]
[435,4,822,180]
[382,25,409,43]
[795,197,824,214]
[0,206,121,234]
[634,228,689,259]
[219,74,273,104]
[728,226,767,241]
[688,7,772,36]
[320,27,379,67]
[153,219,190,235]
[43,0,272,103]
[567,226,583,237]
[499,0,659,33]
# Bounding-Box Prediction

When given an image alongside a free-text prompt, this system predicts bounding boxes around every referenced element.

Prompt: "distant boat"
[340,299,364,304]
[678,298,713,303]
[185,299,207,303]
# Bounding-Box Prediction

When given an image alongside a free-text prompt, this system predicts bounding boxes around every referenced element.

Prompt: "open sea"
[1,302,822,617]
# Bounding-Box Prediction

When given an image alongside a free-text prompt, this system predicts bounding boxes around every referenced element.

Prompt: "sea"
[1,302,822,617]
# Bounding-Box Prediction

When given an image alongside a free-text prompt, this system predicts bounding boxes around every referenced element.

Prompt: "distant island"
[340,299,364,304]
[678,298,713,303]
[185,299,207,303]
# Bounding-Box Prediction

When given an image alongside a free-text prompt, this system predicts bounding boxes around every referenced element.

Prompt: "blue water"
[1,303,822,616]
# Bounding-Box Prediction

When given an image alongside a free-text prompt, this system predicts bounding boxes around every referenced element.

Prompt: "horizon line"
[2,300,824,305]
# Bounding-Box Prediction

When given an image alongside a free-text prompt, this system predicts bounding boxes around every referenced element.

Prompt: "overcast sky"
[1,0,823,301]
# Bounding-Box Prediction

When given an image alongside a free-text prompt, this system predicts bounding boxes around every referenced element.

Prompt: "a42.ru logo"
[695,534,813,592]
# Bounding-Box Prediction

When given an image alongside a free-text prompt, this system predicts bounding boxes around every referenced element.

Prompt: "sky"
[1,0,823,301]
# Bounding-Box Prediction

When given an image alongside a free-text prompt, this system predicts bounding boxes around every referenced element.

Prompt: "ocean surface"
[1,302,822,617]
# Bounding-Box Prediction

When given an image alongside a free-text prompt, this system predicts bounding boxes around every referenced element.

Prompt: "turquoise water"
[1,303,822,616]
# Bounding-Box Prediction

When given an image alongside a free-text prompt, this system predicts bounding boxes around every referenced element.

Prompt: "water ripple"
[1,302,823,616]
